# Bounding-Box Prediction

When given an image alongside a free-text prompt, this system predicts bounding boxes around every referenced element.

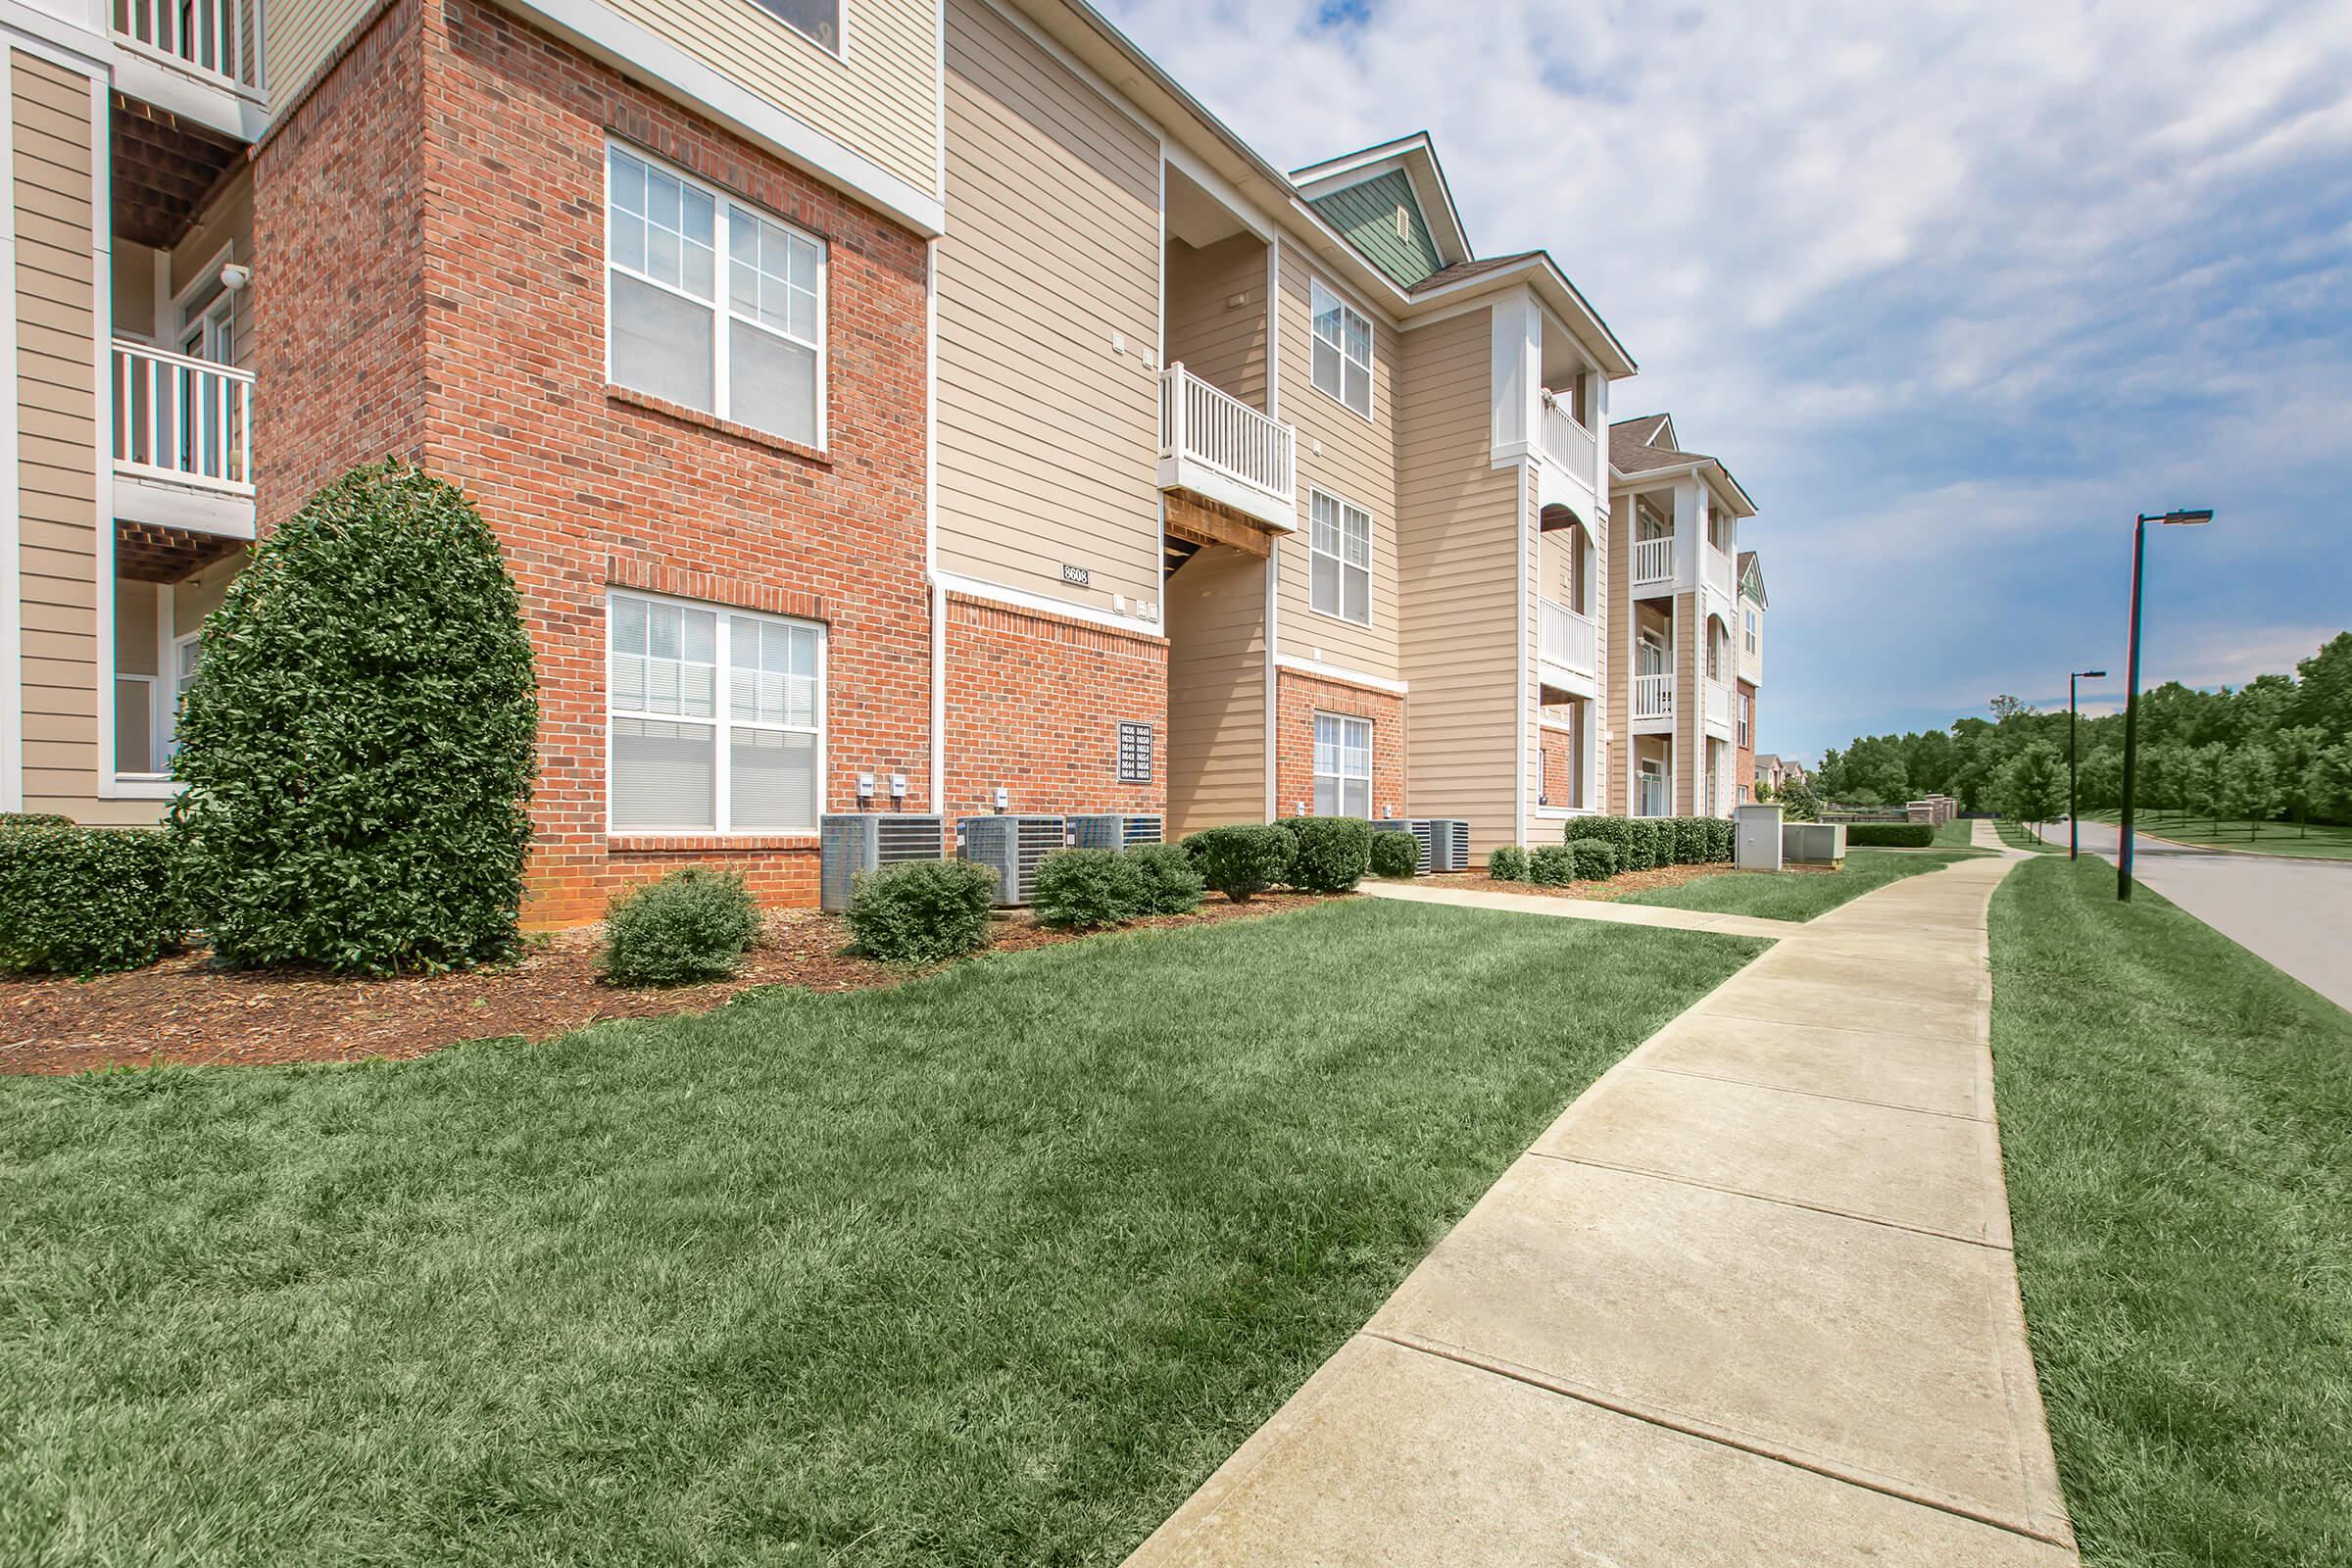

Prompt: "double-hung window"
[1312,712,1372,818]
[1743,606,1759,656]
[1309,278,1372,418]
[607,144,825,449]
[1308,489,1371,625]
[608,590,824,835]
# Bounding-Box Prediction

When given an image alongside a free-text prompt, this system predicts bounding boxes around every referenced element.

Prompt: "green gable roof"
[1306,170,1442,289]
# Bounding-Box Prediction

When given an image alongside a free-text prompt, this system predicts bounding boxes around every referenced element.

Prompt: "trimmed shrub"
[1487,845,1529,882]
[1183,823,1295,903]
[601,869,760,987]
[1126,843,1204,915]
[1624,819,1663,871]
[1706,817,1736,861]
[166,463,538,974]
[1367,829,1420,879]
[0,822,180,974]
[1570,838,1619,881]
[1845,822,1936,848]
[1528,844,1577,886]
[846,858,999,965]
[1032,848,1147,930]
[1569,814,1636,863]
[1288,816,1374,893]
[1673,816,1711,864]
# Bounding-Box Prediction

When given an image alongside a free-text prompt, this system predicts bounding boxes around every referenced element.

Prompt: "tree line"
[1812,632,2352,834]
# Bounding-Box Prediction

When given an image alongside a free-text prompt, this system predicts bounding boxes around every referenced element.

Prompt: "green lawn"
[1614,848,1986,921]
[0,900,1759,1566]
[1995,818,2063,853]
[1933,815,1977,847]
[2082,808,2352,860]
[1990,856,2352,1567]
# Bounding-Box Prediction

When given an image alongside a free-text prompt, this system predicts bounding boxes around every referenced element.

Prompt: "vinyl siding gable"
[1306,170,1440,289]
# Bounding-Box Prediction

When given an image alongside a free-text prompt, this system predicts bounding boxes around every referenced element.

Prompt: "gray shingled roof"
[1409,251,1546,292]
[1609,414,1756,513]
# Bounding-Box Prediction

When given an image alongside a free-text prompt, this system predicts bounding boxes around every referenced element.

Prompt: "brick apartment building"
[0,0,1773,921]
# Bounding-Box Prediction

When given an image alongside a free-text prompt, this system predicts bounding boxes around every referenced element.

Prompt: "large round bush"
[1125,843,1203,914]
[846,859,998,964]
[1569,838,1619,880]
[1032,848,1146,930]
[602,868,760,986]
[1287,816,1373,893]
[1487,845,1529,882]
[1368,830,1420,879]
[1183,824,1293,903]
[166,464,537,973]
[1528,844,1576,886]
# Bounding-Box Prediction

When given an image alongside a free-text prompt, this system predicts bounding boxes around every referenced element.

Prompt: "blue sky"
[1103,0,2352,760]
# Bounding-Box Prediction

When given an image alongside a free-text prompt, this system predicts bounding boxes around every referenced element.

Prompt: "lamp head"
[2160,509,2213,526]
[2078,668,2107,679]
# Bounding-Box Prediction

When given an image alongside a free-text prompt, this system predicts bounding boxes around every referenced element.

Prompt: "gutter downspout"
[925,239,946,814]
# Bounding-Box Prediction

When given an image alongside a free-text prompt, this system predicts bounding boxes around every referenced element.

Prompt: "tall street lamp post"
[2070,668,2106,859]
[2118,509,2215,902]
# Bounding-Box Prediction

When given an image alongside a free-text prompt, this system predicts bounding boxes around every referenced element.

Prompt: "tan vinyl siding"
[1274,241,1398,679]
[1676,594,1698,813]
[15,57,149,823]
[261,0,378,115]
[1162,232,1266,410]
[169,169,257,370]
[1164,544,1265,837]
[1393,305,1520,853]
[935,0,1160,611]
[1604,491,1629,812]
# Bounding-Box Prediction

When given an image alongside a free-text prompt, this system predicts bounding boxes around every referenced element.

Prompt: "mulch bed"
[0,894,1336,1077]
[1421,860,1832,903]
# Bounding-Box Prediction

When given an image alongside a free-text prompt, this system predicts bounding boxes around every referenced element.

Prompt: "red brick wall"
[1737,679,1758,805]
[1540,728,1572,808]
[943,593,1166,822]
[255,0,934,925]
[1273,668,1404,821]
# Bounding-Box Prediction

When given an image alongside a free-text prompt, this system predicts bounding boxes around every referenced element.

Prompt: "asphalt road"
[2045,818,2352,1013]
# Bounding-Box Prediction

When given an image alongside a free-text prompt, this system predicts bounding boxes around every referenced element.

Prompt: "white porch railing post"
[112,338,257,497]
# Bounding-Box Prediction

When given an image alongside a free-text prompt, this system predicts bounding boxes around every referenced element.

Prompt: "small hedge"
[1126,843,1203,915]
[0,821,181,974]
[1487,845,1529,882]
[1528,844,1577,886]
[601,868,760,987]
[1706,818,1736,861]
[847,858,998,964]
[1569,838,1619,880]
[1568,815,1635,863]
[1625,819,1663,872]
[1368,829,1420,879]
[1032,848,1146,930]
[1672,816,1711,865]
[1183,823,1294,903]
[1845,823,1936,848]
[1288,816,1373,894]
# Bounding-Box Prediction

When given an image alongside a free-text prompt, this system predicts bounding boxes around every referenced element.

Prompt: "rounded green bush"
[1287,816,1373,893]
[1367,829,1420,879]
[1124,843,1204,914]
[1618,819,1656,871]
[165,462,538,974]
[1528,844,1577,886]
[1486,845,1529,882]
[601,868,760,987]
[0,823,181,974]
[1707,818,1736,861]
[1568,814,1634,860]
[846,858,999,964]
[1182,823,1294,903]
[1032,848,1147,930]
[1673,816,1710,864]
[1569,838,1619,880]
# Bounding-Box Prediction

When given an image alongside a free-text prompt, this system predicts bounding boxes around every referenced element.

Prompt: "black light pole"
[2118,509,2214,902]
[2069,668,2106,859]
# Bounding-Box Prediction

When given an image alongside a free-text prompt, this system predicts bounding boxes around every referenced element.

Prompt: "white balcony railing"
[1539,598,1598,678]
[115,0,260,90]
[1634,671,1673,722]
[1157,362,1294,524]
[1705,545,1736,600]
[114,340,254,495]
[1704,677,1735,735]
[1540,392,1596,481]
[1634,535,1674,586]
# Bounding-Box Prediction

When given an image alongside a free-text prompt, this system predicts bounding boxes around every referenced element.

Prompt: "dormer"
[1290,133,1471,290]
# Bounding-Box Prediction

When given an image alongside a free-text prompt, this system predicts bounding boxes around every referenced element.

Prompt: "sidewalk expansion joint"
[1522,1149,2014,1251]
[1695,1003,1985,1048]
[1635,1064,1992,1123]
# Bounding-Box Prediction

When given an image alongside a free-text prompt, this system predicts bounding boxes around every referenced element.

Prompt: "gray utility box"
[1067,813,1164,850]
[956,815,1067,906]
[1735,803,1785,872]
[819,813,946,911]
[1784,820,1848,865]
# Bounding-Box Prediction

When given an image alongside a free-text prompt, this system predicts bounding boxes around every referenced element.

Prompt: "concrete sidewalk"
[1126,855,2076,1567]
[1361,877,1801,941]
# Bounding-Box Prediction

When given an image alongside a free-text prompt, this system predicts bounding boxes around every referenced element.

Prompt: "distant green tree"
[2272,726,2328,834]
[1907,729,1957,796]
[2190,741,2232,833]
[1996,743,2069,829]
[1778,776,1821,822]
[2078,747,2124,814]
[2303,738,2352,826]
[2292,634,2352,735]
[1989,694,2035,722]
[2220,745,2281,841]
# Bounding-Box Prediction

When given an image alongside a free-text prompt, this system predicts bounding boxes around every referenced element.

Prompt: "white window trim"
[605,586,828,837]
[1743,606,1759,655]
[605,141,829,451]
[1306,486,1373,628]
[1311,710,1373,818]
[1308,276,1374,422]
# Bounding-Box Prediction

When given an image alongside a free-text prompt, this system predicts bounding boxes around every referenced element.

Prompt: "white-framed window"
[749,0,842,53]
[607,589,824,835]
[1312,711,1372,818]
[1308,489,1372,625]
[606,143,826,449]
[162,631,203,762]
[1309,277,1372,419]
[1743,606,1759,655]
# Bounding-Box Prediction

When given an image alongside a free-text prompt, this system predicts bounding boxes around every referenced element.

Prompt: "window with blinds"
[1309,489,1372,625]
[1312,711,1372,818]
[608,590,822,834]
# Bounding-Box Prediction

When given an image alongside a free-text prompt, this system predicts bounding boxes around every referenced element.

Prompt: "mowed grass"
[1933,814,1977,847]
[1996,818,2064,853]
[0,899,1759,1567]
[1614,848,1986,921]
[1991,856,2352,1566]
[2082,808,2352,860]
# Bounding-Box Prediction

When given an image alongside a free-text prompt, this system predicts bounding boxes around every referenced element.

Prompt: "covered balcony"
[1156,362,1295,531]
[110,0,267,142]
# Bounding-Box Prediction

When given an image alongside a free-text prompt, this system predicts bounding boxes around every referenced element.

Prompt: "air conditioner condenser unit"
[956,815,1067,906]
[819,813,947,912]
